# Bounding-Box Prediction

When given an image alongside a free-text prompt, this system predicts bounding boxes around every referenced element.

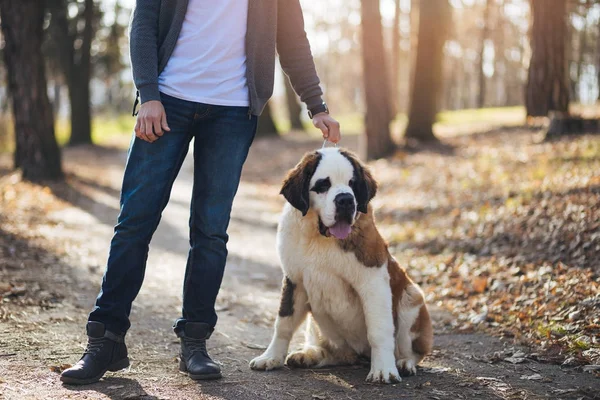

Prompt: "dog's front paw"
[249,352,285,371]
[396,358,417,376]
[286,346,326,368]
[366,364,401,384]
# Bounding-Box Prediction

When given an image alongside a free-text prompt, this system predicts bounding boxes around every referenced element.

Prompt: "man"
[60,0,340,385]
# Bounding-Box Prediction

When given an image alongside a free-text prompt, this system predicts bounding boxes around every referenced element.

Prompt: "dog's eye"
[349,178,355,187]
[311,178,331,194]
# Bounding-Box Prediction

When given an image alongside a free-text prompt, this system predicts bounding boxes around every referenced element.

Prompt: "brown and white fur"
[249,148,433,383]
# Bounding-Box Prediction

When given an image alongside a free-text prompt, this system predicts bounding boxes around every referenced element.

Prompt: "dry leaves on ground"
[373,130,600,370]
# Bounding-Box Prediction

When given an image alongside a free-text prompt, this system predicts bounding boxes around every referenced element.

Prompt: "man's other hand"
[134,100,171,143]
[313,113,341,144]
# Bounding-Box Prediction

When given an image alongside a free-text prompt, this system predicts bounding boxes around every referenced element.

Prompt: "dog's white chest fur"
[277,204,374,354]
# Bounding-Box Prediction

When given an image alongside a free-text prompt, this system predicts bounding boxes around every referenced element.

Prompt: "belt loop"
[132,91,140,116]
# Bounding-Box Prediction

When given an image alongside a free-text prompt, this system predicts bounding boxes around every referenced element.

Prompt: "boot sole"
[60,357,130,385]
[179,360,222,380]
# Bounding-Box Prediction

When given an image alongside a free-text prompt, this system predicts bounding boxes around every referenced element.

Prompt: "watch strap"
[308,102,329,119]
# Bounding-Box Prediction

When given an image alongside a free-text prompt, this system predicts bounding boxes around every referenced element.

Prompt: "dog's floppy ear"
[280,151,322,216]
[340,150,377,214]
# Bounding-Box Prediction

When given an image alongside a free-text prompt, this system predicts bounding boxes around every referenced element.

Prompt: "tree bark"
[283,75,304,131]
[48,0,95,145]
[361,0,395,160]
[494,1,506,106]
[68,0,94,145]
[0,0,63,181]
[575,18,588,103]
[256,102,279,137]
[477,0,492,109]
[525,0,570,117]
[405,0,451,142]
[52,81,62,117]
[391,0,401,116]
[68,68,92,145]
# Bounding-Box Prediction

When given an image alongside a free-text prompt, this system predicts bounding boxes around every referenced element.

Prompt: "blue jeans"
[89,93,257,335]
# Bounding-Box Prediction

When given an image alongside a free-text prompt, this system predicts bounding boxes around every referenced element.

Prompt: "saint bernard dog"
[249,148,433,383]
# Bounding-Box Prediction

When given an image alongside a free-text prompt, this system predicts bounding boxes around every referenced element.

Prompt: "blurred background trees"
[404,0,451,143]
[0,0,63,181]
[46,0,99,146]
[361,0,395,159]
[525,0,570,117]
[1,0,600,178]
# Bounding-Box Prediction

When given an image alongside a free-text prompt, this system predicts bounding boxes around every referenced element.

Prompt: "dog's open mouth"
[318,217,352,240]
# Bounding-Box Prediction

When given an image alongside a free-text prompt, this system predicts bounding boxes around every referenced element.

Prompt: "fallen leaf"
[470,309,488,324]
[520,373,543,381]
[476,377,503,382]
[472,276,488,293]
[504,350,527,364]
[49,364,71,373]
[582,365,600,372]
[504,356,526,364]
[244,343,267,350]
[422,366,451,374]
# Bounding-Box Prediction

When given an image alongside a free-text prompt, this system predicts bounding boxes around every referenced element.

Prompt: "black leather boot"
[177,322,222,380]
[60,321,129,385]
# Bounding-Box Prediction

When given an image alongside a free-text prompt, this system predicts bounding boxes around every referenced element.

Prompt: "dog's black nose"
[334,193,355,210]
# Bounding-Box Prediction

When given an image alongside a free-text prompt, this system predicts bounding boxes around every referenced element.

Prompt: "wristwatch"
[308,102,329,119]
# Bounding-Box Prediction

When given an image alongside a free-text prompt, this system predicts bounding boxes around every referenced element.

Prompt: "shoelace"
[185,338,208,356]
[83,337,105,356]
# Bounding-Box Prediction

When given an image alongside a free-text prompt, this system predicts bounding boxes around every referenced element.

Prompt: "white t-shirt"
[158,0,250,106]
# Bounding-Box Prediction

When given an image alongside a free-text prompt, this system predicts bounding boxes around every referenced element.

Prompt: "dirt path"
[0,135,598,399]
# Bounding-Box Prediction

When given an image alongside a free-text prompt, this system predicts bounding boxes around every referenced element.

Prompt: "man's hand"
[134,100,170,143]
[313,113,341,144]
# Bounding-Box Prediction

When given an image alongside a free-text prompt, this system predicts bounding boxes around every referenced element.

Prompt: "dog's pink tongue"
[329,221,352,239]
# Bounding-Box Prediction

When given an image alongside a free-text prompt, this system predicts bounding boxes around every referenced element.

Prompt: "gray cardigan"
[130,0,324,116]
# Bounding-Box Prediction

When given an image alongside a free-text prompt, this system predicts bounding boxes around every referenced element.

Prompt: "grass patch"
[324,106,526,136]
[436,106,525,127]
[55,113,134,147]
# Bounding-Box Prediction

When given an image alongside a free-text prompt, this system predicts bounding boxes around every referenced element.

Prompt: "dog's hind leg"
[394,289,432,376]
[250,277,309,371]
[286,316,358,369]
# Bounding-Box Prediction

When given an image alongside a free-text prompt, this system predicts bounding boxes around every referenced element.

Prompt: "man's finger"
[143,119,156,142]
[314,120,329,139]
[152,118,163,137]
[161,112,171,132]
[134,119,142,139]
[138,119,148,142]
[324,120,341,143]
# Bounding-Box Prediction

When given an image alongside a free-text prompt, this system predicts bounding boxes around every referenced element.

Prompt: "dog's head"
[280,148,377,240]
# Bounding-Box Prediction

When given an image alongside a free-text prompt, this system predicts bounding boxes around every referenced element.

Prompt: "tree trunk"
[361,0,395,160]
[68,0,94,145]
[568,20,578,100]
[68,69,92,145]
[48,0,95,145]
[597,15,600,101]
[52,81,62,117]
[494,1,506,106]
[525,0,569,117]
[405,0,451,142]
[283,75,304,131]
[256,102,278,137]
[390,0,401,116]
[477,0,492,109]
[0,0,63,181]
[575,19,588,103]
